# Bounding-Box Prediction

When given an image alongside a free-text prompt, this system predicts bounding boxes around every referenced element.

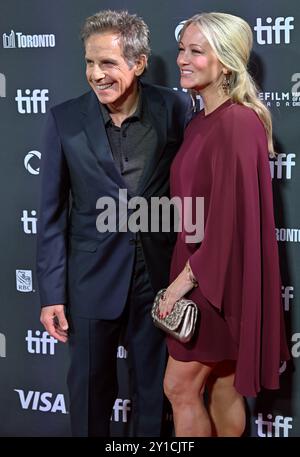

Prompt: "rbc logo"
[26,330,58,355]
[14,389,67,413]
[254,17,294,45]
[15,89,49,114]
[255,413,293,436]
[16,269,33,292]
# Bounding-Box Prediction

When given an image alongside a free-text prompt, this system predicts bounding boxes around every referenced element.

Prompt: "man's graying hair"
[81,10,151,69]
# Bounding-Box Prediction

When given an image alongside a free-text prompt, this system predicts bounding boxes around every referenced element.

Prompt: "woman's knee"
[163,371,185,402]
[163,358,215,405]
[163,370,202,407]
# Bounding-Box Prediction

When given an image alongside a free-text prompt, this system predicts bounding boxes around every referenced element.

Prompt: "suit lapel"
[80,91,127,189]
[79,87,168,196]
[137,84,167,195]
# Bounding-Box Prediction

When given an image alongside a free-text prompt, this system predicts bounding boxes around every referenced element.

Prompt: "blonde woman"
[159,12,289,437]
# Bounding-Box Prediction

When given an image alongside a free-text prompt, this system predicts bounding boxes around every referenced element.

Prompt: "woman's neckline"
[200,98,233,119]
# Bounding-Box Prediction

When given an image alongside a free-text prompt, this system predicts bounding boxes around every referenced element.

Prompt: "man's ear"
[134,54,147,76]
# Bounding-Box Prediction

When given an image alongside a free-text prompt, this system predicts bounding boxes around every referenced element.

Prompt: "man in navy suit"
[37,10,191,437]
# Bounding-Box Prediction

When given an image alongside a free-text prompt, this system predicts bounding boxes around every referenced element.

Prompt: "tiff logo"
[15,89,49,114]
[111,399,131,423]
[3,30,16,48]
[0,73,6,98]
[14,389,67,414]
[269,153,296,179]
[24,150,41,175]
[254,17,294,45]
[255,413,293,437]
[282,286,294,311]
[3,30,55,48]
[16,269,32,292]
[0,333,6,357]
[21,210,37,234]
[26,330,58,355]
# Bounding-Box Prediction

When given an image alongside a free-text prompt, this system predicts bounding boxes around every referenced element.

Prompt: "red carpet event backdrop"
[0,0,299,437]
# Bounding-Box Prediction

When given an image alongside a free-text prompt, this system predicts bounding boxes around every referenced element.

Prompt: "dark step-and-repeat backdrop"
[0,0,299,437]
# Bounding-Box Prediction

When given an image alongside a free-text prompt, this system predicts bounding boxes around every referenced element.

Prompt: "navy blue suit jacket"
[37,82,191,319]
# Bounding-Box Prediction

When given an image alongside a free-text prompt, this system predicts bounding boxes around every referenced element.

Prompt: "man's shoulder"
[50,90,93,116]
[141,81,189,104]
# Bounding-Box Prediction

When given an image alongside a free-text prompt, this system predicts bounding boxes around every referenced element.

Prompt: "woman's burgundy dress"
[167,99,289,397]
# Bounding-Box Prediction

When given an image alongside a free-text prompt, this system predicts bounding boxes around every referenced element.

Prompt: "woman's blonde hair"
[180,12,275,156]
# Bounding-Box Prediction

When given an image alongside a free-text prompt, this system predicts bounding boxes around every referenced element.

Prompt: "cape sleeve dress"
[167,99,290,397]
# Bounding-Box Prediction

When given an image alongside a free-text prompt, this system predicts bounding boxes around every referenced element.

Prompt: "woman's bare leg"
[164,356,215,437]
[207,361,246,437]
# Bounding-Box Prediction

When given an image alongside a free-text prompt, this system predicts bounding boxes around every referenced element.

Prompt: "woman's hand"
[158,263,197,319]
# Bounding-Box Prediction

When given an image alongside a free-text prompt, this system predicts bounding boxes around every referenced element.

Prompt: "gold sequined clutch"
[151,289,198,343]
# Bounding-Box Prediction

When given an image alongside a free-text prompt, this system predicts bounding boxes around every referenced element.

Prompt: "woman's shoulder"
[215,103,268,161]
[221,102,264,130]
[217,103,266,146]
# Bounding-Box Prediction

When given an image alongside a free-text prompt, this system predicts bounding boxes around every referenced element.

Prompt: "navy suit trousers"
[67,245,167,437]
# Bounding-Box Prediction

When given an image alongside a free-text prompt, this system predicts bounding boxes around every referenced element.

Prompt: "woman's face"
[177,23,225,93]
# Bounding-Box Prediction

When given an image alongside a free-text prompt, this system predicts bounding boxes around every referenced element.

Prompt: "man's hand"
[40,305,69,343]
